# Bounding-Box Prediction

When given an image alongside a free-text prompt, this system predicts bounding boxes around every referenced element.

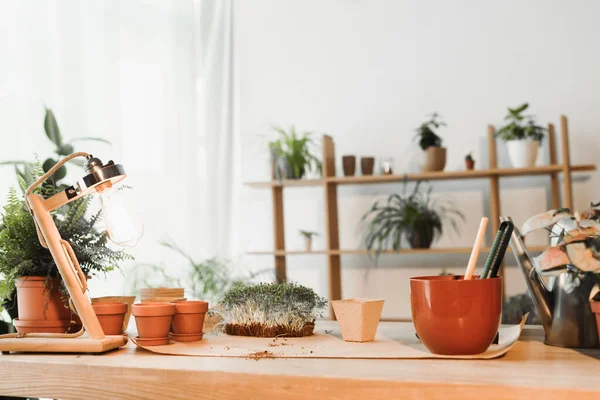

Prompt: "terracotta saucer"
[170,332,204,342]
[134,336,170,346]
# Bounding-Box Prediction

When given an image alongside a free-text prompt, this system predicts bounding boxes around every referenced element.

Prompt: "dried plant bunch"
[213,282,327,338]
[522,202,600,275]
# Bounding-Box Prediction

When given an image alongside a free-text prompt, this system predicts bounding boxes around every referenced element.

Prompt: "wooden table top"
[0,322,599,400]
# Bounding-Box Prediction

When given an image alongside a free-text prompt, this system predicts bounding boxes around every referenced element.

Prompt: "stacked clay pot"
[12,277,73,334]
[92,302,128,335]
[170,300,209,342]
[132,303,175,346]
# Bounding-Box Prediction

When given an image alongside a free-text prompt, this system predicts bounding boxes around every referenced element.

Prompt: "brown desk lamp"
[0,152,142,354]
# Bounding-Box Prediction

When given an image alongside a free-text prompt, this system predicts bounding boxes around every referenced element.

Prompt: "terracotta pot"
[132,303,175,341]
[92,302,128,335]
[410,275,502,355]
[420,146,446,172]
[360,157,375,176]
[13,318,71,334]
[591,301,600,345]
[16,276,71,321]
[331,299,384,342]
[342,155,356,177]
[92,296,136,332]
[140,287,184,299]
[466,159,475,170]
[171,300,208,336]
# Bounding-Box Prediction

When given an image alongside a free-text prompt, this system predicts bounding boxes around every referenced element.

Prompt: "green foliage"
[414,113,445,151]
[465,152,473,161]
[215,282,327,331]
[0,167,133,301]
[126,240,259,305]
[361,179,464,254]
[269,125,322,180]
[299,230,319,239]
[495,103,546,143]
[0,108,131,303]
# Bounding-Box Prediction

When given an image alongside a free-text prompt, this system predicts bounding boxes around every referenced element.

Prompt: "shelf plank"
[246,246,547,256]
[245,179,323,188]
[246,250,328,256]
[245,164,595,188]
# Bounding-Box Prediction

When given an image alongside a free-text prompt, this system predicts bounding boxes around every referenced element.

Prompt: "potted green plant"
[269,125,322,180]
[495,103,546,168]
[212,282,327,337]
[0,108,131,333]
[465,152,475,170]
[299,230,319,252]
[362,179,464,252]
[414,113,447,172]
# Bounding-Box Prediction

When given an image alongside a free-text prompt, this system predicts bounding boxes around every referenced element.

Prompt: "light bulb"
[99,188,144,247]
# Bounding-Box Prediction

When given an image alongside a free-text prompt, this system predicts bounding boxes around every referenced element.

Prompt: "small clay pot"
[92,296,136,332]
[342,155,356,177]
[360,157,375,175]
[13,318,72,334]
[305,236,313,252]
[331,299,384,342]
[466,159,475,170]
[171,300,208,335]
[132,303,175,340]
[92,302,127,335]
[16,276,71,321]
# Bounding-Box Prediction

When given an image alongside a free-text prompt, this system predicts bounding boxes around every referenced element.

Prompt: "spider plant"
[361,179,464,254]
[269,125,322,180]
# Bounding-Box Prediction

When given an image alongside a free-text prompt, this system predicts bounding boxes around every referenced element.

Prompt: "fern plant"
[0,165,133,301]
[269,125,322,180]
[414,113,445,151]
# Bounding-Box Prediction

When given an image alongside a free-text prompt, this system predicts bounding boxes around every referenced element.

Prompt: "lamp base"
[0,335,128,354]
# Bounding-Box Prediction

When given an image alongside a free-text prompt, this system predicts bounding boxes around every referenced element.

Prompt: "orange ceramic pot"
[171,300,208,335]
[16,276,71,322]
[13,318,71,334]
[93,302,128,335]
[410,275,502,355]
[132,303,175,340]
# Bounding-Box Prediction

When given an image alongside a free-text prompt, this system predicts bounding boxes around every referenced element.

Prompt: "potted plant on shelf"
[495,103,546,168]
[212,282,327,337]
[299,230,319,252]
[0,108,131,334]
[414,113,447,172]
[269,125,322,180]
[361,179,464,253]
[465,152,475,170]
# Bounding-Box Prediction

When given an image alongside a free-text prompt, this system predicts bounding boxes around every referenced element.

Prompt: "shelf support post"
[548,123,561,209]
[272,186,286,283]
[323,135,341,319]
[560,116,574,211]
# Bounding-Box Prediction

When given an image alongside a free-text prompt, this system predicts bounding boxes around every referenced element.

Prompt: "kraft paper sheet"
[131,315,527,360]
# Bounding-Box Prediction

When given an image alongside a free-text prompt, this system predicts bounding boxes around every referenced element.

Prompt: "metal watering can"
[502,216,599,348]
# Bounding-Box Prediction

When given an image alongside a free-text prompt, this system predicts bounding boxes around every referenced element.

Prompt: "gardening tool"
[502,216,599,348]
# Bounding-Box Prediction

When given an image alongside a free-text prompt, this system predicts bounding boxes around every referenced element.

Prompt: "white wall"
[236,0,600,318]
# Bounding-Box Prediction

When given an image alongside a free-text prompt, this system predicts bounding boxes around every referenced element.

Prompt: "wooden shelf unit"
[245,115,596,315]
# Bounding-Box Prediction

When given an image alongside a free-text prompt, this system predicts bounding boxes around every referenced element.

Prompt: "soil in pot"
[132,303,175,340]
[171,300,208,335]
[16,276,71,321]
[342,155,356,176]
[93,302,128,335]
[225,321,315,337]
[360,157,375,175]
[420,147,446,172]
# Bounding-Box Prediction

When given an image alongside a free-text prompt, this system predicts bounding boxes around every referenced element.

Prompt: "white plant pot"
[506,139,540,168]
[304,236,312,252]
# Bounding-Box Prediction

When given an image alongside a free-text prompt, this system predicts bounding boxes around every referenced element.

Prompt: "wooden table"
[0,322,599,400]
